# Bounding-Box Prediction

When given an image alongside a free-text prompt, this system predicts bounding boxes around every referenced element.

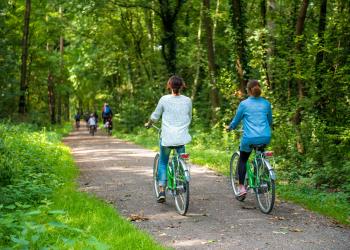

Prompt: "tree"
[293,0,309,154]
[203,0,220,122]
[229,0,249,95]
[18,0,31,114]
[158,0,186,75]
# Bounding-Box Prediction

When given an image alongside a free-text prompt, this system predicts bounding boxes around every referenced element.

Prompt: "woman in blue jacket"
[227,80,273,196]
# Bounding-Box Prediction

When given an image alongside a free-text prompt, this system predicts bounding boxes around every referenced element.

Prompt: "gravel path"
[63,128,350,250]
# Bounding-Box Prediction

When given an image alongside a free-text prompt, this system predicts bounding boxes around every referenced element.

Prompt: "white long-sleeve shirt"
[88,117,96,126]
[150,94,192,147]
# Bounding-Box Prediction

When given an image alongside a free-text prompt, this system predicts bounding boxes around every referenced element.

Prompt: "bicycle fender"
[263,158,276,180]
[179,159,191,182]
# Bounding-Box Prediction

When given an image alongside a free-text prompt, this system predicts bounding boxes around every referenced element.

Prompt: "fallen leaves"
[289,228,303,232]
[270,216,286,221]
[242,205,256,210]
[127,213,149,222]
[272,227,304,235]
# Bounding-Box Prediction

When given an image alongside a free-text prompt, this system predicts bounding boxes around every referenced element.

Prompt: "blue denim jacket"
[228,96,273,139]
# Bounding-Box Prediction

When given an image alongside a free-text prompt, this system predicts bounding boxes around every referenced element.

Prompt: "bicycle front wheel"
[230,152,246,201]
[153,153,160,199]
[174,159,189,215]
[255,159,275,214]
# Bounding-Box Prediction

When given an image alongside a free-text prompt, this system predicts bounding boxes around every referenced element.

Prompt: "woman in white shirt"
[146,76,192,203]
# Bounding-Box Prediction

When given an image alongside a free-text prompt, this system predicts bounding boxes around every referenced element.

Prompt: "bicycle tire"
[90,126,95,136]
[230,152,246,201]
[174,158,189,215]
[255,159,275,214]
[153,153,160,199]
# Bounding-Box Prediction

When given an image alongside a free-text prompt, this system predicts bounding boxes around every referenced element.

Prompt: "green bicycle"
[230,144,276,214]
[151,125,191,215]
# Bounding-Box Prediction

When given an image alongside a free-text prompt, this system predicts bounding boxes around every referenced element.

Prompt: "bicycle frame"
[152,124,190,192]
[167,151,177,190]
[246,150,276,189]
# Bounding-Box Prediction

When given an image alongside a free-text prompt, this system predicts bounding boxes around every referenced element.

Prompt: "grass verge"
[0,122,164,249]
[114,128,350,225]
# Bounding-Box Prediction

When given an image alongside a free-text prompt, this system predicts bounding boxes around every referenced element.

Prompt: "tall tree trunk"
[213,0,220,52]
[287,2,299,100]
[144,8,155,80]
[158,0,184,75]
[46,15,56,124]
[260,0,271,88]
[203,0,220,122]
[48,72,56,124]
[18,0,31,114]
[315,0,327,113]
[293,0,309,154]
[295,0,309,99]
[315,0,327,70]
[230,0,249,95]
[267,0,277,89]
[144,8,154,51]
[65,94,70,121]
[57,7,64,124]
[192,3,203,101]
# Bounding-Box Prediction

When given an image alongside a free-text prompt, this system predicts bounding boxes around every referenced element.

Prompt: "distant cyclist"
[226,79,273,197]
[102,103,113,124]
[145,75,192,203]
[104,116,113,135]
[74,113,81,128]
[88,113,97,133]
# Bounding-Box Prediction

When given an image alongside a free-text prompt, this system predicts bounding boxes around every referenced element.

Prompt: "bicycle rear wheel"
[230,152,246,201]
[90,126,95,136]
[255,159,275,214]
[153,153,160,198]
[174,159,189,215]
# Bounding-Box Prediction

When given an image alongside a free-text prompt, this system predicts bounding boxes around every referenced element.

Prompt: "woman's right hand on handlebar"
[144,121,152,129]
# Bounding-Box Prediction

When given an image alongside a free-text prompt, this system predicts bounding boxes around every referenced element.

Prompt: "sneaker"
[157,192,166,203]
[238,185,247,197]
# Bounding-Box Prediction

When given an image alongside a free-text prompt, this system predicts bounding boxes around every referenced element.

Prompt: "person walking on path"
[145,75,192,203]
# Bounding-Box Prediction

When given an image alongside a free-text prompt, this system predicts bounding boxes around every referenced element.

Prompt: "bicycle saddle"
[249,144,266,151]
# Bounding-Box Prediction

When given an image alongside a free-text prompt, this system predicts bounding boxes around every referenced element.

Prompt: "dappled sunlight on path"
[63,127,350,250]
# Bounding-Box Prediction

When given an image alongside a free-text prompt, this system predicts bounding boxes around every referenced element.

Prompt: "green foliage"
[1,0,349,227]
[277,183,350,225]
[0,122,163,249]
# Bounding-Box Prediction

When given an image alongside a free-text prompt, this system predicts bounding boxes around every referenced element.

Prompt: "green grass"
[50,181,165,249]
[48,143,165,250]
[114,127,350,225]
[277,183,350,225]
[0,122,165,249]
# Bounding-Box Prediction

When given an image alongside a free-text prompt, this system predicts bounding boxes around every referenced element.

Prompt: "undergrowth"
[0,122,164,249]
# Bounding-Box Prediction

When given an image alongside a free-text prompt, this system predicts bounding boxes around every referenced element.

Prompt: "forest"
[0,0,349,236]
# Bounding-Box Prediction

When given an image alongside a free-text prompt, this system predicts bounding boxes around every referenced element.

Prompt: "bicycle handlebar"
[151,124,160,130]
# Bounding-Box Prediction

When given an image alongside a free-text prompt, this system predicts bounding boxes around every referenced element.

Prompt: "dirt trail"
[63,128,349,250]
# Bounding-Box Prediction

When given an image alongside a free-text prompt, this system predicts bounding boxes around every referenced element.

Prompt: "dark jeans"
[238,151,252,185]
